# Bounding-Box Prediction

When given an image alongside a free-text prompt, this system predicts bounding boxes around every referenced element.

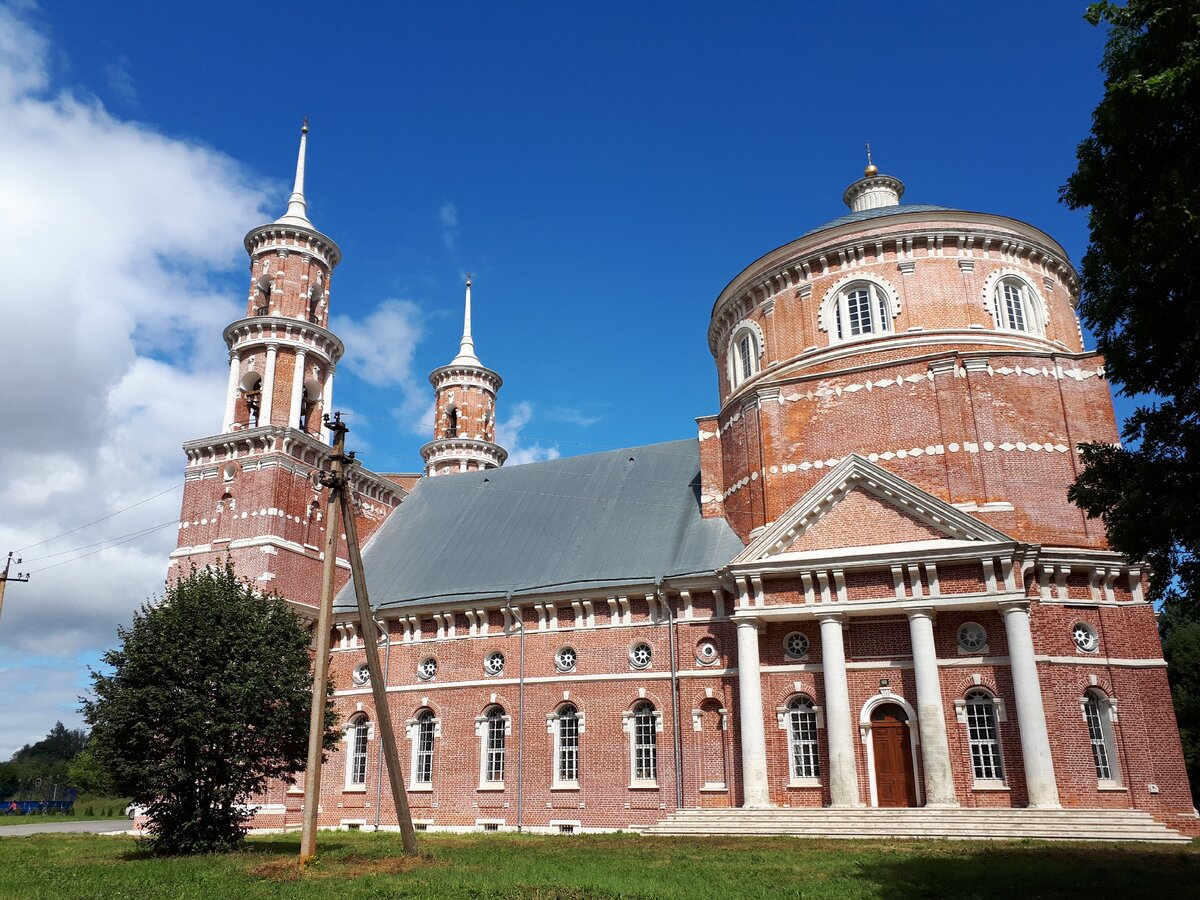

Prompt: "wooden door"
[871,704,917,807]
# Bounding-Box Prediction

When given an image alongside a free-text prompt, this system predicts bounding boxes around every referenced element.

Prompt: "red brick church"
[169,130,1197,840]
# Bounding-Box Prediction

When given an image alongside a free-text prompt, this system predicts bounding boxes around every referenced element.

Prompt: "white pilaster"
[260,343,277,427]
[907,609,958,806]
[1000,601,1061,808]
[735,619,771,808]
[222,351,240,432]
[819,614,861,807]
[320,366,335,442]
[288,348,307,429]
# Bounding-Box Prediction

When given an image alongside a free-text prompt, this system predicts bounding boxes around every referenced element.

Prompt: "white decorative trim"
[817,271,901,337]
[858,692,923,808]
[981,268,1050,335]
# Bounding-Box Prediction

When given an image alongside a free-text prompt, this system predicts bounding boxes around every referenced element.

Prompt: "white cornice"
[224,316,344,363]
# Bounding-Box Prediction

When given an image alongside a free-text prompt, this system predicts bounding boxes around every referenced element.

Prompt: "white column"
[288,347,307,429]
[320,365,335,443]
[222,351,240,432]
[907,609,958,806]
[735,618,771,808]
[260,343,277,427]
[1000,601,1061,808]
[819,614,861,807]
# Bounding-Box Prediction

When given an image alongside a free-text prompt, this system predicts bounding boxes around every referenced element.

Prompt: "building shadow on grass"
[858,843,1200,899]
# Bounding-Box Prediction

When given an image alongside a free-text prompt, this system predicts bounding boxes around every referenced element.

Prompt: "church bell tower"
[169,124,404,605]
[420,277,507,475]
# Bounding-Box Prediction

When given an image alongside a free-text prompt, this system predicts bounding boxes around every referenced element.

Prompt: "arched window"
[989,276,1043,334]
[629,701,658,784]
[727,325,761,389]
[1082,689,1120,784]
[480,705,507,785]
[964,690,1004,783]
[833,281,891,341]
[554,704,581,786]
[412,709,436,787]
[446,406,459,438]
[345,715,369,789]
[787,697,820,781]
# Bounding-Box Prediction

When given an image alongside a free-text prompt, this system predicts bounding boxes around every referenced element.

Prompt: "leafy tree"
[1160,601,1200,804]
[65,747,113,796]
[0,721,87,790]
[82,565,338,854]
[1062,0,1200,603]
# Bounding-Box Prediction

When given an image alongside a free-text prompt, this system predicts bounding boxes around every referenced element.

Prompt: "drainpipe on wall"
[506,590,526,833]
[658,577,684,812]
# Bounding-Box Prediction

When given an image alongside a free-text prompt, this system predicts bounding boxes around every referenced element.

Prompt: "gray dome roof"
[801,204,957,239]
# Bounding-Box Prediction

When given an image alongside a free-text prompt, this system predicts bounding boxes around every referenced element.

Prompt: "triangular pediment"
[733,454,1014,564]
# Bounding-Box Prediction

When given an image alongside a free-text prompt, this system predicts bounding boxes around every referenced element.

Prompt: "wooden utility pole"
[0,552,30,627]
[299,413,416,864]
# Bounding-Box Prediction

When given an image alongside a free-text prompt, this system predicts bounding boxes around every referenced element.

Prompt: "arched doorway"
[870,704,917,807]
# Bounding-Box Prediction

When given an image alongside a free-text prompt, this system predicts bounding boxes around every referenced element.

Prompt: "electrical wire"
[27,519,179,575]
[16,482,184,553]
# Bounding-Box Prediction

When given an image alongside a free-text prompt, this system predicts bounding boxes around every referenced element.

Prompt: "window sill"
[342,786,367,794]
[628,782,659,790]
[551,784,580,791]
[787,778,822,789]
[1098,782,1126,792]
[971,782,1010,791]
[409,785,433,793]
[477,784,505,792]
[699,784,728,793]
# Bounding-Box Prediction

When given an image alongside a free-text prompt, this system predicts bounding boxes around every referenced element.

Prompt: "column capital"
[905,606,936,622]
[817,611,845,626]
[733,616,763,633]
[998,599,1032,615]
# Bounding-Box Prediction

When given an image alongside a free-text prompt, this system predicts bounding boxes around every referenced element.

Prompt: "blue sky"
[0,1,1114,754]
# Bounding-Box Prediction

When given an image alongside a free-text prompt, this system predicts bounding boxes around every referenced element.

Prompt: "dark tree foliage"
[82,565,338,854]
[1160,602,1200,804]
[0,721,87,789]
[1061,0,1200,603]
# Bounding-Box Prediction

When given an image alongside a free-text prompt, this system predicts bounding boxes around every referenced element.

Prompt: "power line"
[27,519,179,575]
[16,482,183,553]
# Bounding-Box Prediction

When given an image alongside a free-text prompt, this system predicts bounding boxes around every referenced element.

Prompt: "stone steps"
[641,807,1191,843]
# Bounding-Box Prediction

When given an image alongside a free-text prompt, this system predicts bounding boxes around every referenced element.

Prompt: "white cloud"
[331,299,424,390]
[104,54,137,106]
[439,202,458,251]
[498,401,560,466]
[0,6,269,754]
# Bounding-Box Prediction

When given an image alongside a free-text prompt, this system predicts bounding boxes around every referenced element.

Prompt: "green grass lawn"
[0,830,1197,899]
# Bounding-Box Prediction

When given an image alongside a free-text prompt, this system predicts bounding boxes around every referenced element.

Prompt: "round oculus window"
[957,622,987,653]
[784,631,810,660]
[417,657,437,680]
[696,641,718,665]
[1072,622,1099,653]
[629,642,652,669]
[351,662,370,686]
[484,651,505,676]
[555,647,577,672]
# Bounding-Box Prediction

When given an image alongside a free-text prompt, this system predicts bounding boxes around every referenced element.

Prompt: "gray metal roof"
[801,204,956,239]
[335,439,745,612]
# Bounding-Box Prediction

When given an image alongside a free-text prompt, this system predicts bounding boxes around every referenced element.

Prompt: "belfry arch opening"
[300,378,322,432]
[239,371,263,427]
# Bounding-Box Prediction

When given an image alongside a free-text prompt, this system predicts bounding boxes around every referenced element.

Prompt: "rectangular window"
[414,718,435,786]
[846,288,874,336]
[557,714,579,784]
[788,706,820,780]
[1003,283,1027,331]
[965,698,1004,781]
[1084,695,1112,780]
[739,335,752,381]
[485,717,506,783]
[633,710,657,782]
[348,721,369,787]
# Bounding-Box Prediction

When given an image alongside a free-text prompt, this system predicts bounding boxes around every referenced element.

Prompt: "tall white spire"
[275,118,314,228]
[450,274,481,365]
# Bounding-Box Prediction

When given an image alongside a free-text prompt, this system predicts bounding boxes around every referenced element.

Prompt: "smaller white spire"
[275,118,314,228]
[450,274,481,365]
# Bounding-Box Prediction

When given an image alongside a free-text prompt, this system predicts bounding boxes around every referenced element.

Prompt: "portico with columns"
[725,453,1065,810]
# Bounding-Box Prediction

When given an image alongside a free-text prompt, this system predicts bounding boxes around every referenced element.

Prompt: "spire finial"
[451,273,481,365]
[864,141,877,177]
[275,118,314,227]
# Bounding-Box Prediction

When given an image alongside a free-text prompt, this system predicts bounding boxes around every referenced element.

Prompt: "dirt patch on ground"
[251,852,438,882]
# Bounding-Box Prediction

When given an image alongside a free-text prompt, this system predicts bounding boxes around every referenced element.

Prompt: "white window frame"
[785,696,821,784]
[344,715,371,792]
[981,271,1047,336]
[957,622,989,655]
[547,703,584,789]
[961,689,1006,785]
[475,705,510,789]
[1081,689,1121,787]
[406,708,439,790]
[820,276,899,344]
[726,320,765,389]
[623,701,660,787]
